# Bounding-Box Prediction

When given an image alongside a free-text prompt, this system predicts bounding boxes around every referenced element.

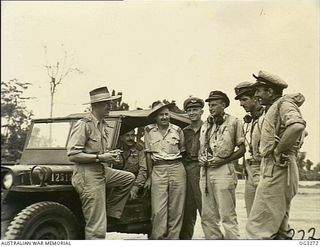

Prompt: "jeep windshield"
[26,120,118,149]
[27,122,71,148]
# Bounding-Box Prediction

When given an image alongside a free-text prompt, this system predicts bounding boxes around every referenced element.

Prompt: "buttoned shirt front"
[67,113,111,156]
[243,108,264,162]
[250,114,264,161]
[144,123,186,161]
[183,122,202,162]
[199,114,244,160]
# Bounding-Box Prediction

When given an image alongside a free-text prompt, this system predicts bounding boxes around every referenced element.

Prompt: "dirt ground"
[106,180,320,240]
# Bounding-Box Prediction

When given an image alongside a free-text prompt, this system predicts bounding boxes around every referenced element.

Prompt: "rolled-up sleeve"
[280,101,306,128]
[67,120,87,156]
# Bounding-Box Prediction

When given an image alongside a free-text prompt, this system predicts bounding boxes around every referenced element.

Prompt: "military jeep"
[1,109,190,240]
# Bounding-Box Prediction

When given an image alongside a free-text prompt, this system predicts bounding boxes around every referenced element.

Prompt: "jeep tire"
[4,201,83,240]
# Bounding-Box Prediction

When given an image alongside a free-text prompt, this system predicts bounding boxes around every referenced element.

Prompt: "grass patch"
[299,183,320,189]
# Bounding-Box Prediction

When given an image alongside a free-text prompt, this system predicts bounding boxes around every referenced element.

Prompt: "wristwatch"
[95,154,100,163]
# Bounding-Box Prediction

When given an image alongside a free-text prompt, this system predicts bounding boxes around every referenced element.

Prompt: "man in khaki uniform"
[246,71,306,239]
[199,91,245,239]
[118,129,148,200]
[144,101,186,240]
[234,82,264,216]
[67,87,135,240]
[180,97,204,240]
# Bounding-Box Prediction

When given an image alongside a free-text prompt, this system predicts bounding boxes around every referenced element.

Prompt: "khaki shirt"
[259,97,306,157]
[67,113,111,156]
[199,113,244,160]
[144,123,185,161]
[244,108,265,162]
[119,144,147,189]
[250,116,263,161]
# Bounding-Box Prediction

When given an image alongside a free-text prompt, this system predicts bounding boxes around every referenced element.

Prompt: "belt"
[247,159,261,166]
[153,158,182,166]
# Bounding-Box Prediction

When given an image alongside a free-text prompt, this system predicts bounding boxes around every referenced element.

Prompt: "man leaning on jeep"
[67,86,135,240]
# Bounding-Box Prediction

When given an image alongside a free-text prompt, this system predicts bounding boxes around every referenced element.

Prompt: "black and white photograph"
[1,0,319,243]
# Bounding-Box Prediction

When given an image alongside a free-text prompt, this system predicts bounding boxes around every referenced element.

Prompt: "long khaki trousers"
[200,163,240,239]
[246,156,299,239]
[72,164,135,239]
[244,161,261,216]
[150,162,186,240]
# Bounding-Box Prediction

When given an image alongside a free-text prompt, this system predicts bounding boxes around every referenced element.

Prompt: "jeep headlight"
[3,173,13,189]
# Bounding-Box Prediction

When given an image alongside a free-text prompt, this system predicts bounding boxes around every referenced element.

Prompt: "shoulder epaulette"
[171,124,181,133]
[145,124,156,133]
[80,116,92,123]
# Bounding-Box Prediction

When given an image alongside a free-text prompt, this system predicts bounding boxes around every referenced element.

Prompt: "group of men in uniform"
[67,70,306,240]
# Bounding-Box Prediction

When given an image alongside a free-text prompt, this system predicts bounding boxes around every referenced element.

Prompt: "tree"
[1,79,34,161]
[297,152,320,181]
[305,159,313,171]
[297,151,307,170]
[313,162,320,172]
[44,45,83,118]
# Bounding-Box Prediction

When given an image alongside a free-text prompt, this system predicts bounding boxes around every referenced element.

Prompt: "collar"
[251,106,264,121]
[216,112,228,123]
[185,120,203,132]
[265,96,282,113]
[155,123,173,131]
[271,96,282,104]
[90,112,106,128]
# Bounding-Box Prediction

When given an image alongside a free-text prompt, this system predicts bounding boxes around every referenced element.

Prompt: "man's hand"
[199,156,208,166]
[207,157,225,167]
[99,151,120,162]
[252,175,260,186]
[144,177,151,190]
[129,186,139,200]
[273,148,281,164]
[109,149,122,154]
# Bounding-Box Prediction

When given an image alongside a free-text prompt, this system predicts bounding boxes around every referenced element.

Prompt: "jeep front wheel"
[4,201,83,240]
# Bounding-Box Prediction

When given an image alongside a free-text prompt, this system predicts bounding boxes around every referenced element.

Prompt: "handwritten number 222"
[287,227,319,240]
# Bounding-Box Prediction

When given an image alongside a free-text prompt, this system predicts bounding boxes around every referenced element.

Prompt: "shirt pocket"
[149,139,161,152]
[87,134,101,153]
[166,135,180,154]
[215,125,234,158]
[126,156,139,174]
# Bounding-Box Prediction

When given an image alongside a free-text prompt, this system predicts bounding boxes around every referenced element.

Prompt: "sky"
[2,0,319,163]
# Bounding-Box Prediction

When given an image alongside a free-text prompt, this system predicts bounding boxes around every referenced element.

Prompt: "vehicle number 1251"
[51,173,72,183]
